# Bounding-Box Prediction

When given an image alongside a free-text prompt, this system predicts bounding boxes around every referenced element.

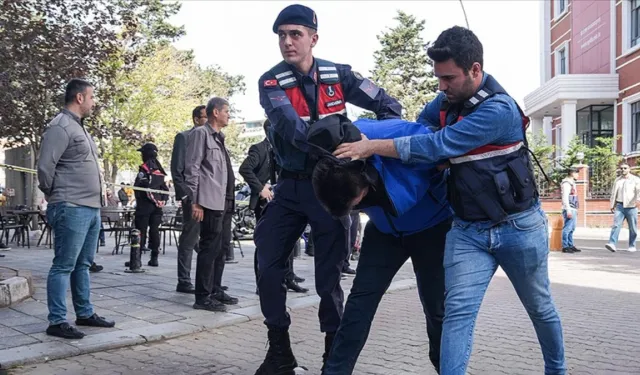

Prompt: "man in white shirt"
[606,162,640,252]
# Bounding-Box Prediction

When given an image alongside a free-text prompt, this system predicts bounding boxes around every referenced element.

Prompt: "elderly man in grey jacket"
[37,79,115,339]
[185,97,239,311]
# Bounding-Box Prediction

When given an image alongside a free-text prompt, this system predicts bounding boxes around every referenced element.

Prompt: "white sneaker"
[605,243,617,252]
[628,247,637,253]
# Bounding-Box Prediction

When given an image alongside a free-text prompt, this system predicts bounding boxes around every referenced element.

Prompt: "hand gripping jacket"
[269,58,347,123]
[440,75,538,223]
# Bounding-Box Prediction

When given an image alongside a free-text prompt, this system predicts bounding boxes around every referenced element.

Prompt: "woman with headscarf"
[134,142,169,267]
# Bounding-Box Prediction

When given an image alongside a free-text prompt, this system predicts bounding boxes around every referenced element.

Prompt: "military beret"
[272,4,318,33]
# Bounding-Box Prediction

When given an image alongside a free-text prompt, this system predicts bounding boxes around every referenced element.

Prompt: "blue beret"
[272,4,318,33]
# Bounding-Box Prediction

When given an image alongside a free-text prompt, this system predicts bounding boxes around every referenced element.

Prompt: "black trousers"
[177,201,199,286]
[253,199,296,287]
[195,205,225,301]
[134,208,162,252]
[323,219,450,374]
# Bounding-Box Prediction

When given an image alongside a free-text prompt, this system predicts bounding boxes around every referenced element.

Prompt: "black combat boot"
[147,250,159,267]
[255,328,298,375]
[321,332,335,372]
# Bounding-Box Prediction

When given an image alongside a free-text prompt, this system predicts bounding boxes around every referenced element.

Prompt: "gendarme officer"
[254,4,402,374]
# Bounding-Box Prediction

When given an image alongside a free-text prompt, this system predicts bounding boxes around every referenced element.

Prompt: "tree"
[0,0,185,205]
[363,11,438,121]
[528,131,557,197]
[223,123,262,164]
[96,45,245,182]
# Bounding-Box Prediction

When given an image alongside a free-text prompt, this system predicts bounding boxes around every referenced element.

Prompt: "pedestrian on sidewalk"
[606,162,640,253]
[561,168,581,253]
[335,26,567,375]
[185,97,239,312]
[37,78,115,339]
[171,105,207,294]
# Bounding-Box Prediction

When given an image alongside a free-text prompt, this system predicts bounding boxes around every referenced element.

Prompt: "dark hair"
[64,78,93,105]
[205,97,229,117]
[192,105,205,121]
[263,119,271,136]
[567,167,579,175]
[427,26,483,72]
[312,157,368,217]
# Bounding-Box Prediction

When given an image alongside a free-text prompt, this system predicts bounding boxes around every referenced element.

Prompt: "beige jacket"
[609,174,640,209]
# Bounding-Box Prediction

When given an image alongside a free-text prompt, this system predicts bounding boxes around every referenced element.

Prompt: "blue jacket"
[353,119,452,236]
[393,73,536,223]
[259,58,402,174]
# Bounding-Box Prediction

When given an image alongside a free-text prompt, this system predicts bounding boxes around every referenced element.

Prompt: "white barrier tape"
[0,163,176,196]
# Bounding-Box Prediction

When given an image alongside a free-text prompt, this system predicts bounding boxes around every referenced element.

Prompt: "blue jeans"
[46,202,101,325]
[608,203,638,248]
[561,208,576,248]
[441,205,566,375]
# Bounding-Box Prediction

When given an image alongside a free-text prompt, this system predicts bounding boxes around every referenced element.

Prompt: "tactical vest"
[270,59,347,123]
[139,163,167,208]
[440,75,538,223]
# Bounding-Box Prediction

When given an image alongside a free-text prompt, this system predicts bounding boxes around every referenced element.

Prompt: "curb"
[0,278,418,369]
[0,271,34,309]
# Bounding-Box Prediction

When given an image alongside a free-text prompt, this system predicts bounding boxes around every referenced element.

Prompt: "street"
[9,239,640,375]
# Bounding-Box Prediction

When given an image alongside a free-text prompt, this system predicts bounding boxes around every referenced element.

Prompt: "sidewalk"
[11,248,640,375]
[0,238,418,369]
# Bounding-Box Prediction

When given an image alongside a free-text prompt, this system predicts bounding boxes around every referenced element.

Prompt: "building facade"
[525,0,640,160]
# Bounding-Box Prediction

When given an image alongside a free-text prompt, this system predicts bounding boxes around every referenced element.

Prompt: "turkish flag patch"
[264,80,277,87]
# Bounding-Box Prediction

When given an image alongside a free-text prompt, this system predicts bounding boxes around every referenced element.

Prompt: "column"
[530,117,543,135]
[543,117,553,145]
[560,100,577,152]
[574,163,589,228]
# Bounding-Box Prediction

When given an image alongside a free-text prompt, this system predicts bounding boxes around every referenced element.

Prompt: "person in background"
[37,78,115,339]
[171,105,207,294]
[606,162,640,253]
[239,119,308,295]
[185,97,239,311]
[117,183,129,206]
[560,168,581,254]
[134,142,169,267]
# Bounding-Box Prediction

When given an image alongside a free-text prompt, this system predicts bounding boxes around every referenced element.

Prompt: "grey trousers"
[177,202,200,286]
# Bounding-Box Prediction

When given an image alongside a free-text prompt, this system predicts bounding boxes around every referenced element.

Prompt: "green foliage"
[223,124,262,164]
[367,11,438,121]
[550,136,588,184]
[587,136,622,197]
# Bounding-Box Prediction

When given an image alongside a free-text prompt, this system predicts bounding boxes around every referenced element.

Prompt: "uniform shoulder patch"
[352,71,364,80]
[138,172,145,179]
[264,79,278,87]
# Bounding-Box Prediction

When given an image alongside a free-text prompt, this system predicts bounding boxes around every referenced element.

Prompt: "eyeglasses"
[621,167,630,170]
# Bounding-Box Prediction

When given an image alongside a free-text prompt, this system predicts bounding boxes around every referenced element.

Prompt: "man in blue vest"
[255,4,402,374]
[307,114,451,375]
[333,26,566,375]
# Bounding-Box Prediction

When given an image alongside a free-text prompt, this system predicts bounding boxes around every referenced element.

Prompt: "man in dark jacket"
[170,105,207,293]
[134,142,169,267]
[239,120,308,294]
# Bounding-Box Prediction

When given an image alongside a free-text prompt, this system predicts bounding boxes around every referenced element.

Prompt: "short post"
[124,229,145,273]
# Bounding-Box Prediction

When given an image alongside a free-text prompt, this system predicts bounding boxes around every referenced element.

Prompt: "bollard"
[124,229,145,273]
[549,215,563,252]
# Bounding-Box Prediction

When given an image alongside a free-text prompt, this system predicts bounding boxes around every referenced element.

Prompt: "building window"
[633,0,640,48]
[555,44,569,76]
[576,105,614,148]
[632,101,640,152]
[554,0,568,19]
[559,0,566,14]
